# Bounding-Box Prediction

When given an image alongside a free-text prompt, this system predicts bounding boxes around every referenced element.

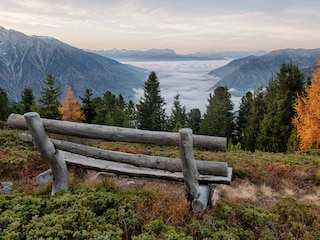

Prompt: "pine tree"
[113,94,126,127]
[200,86,234,139]
[236,91,253,149]
[257,63,305,152]
[242,87,266,151]
[19,87,37,114]
[136,71,166,130]
[104,91,117,126]
[80,88,96,124]
[59,88,85,122]
[167,92,187,132]
[92,96,104,125]
[93,91,116,125]
[0,87,9,121]
[187,108,202,134]
[38,74,62,119]
[125,100,137,128]
[293,64,320,149]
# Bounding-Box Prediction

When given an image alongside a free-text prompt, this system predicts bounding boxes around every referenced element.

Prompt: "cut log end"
[191,185,211,212]
[36,169,53,186]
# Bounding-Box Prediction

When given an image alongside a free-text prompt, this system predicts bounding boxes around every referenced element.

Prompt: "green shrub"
[133,220,192,240]
[0,187,126,239]
[271,197,320,238]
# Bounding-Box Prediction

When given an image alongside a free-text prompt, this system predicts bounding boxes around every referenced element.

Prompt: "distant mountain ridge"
[89,48,267,61]
[0,26,147,102]
[210,48,320,92]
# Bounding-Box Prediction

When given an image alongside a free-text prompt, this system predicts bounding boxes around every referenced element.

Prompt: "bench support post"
[179,128,211,212]
[24,112,68,195]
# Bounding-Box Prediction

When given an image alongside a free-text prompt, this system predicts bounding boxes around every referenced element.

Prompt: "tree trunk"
[20,133,229,176]
[23,112,68,195]
[8,113,227,151]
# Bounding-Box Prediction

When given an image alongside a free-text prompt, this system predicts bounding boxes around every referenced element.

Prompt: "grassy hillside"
[1,126,320,239]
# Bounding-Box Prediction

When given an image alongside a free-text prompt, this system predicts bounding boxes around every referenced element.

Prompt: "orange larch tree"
[293,64,320,149]
[59,88,85,122]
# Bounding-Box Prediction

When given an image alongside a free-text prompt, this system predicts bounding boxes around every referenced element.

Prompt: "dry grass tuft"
[260,183,276,198]
[221,180,257,202]
[301,187,320,206]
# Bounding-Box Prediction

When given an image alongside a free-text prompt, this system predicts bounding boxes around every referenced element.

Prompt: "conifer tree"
[200,86,234,139]
[0,87,9,121]
[113,94,126,127]
[80,88,96,124]
[242,87,266,151]
[59,88,85,122]
[20,87,36,113]
[38,74,62,119]
[125,100,137,128]
[136,71,166,130]
[167,92,187,132]
[257,63,305,152]
[91,97,103,125]
[236,91,253,149]
[94,91,116,125]
[293,64,320,149]
[187,108,202,134]
[13,87,38,114]
[104,91,117,126]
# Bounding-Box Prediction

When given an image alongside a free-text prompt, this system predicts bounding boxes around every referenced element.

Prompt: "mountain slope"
[90,48,223,61]
[210,48,320,91]
[90,48,267,62]
[0,26,147,102]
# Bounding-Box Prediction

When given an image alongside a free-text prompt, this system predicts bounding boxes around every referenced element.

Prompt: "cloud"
[127,60,233,114]
[120,24,136,29]
[2,0,320,52]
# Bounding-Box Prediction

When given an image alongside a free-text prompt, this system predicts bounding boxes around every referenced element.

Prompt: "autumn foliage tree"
[59,88,85,122]
[293,64,320,149]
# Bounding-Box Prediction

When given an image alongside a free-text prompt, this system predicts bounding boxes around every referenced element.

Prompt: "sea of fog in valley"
[122,60,243,115]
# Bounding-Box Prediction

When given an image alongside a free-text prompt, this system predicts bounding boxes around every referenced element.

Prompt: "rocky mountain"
[0,26,147,102]
[90,48,229,61]
[210,48,320,92]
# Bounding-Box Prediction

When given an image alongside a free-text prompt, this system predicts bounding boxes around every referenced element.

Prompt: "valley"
[122,59,237,114]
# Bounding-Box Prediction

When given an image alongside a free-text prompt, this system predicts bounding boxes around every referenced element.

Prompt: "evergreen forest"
[1,62,319,153]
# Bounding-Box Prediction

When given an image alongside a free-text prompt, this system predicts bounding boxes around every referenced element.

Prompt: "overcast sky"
[2,0,320,53]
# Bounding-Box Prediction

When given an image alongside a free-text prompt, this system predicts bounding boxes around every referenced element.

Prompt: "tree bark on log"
[23,112,68,195]
[8,113,227,151]
[21,133,232,184]
[59,150,232,184]
[20,133,229,176]
[179,128,201,199]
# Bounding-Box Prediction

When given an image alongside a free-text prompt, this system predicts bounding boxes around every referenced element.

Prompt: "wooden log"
[192,185,211,212]
[179,128,200,199]
[20,133,229,176]
[37,169,53,186]
[23,112,68,195]
[8,113,227,151]
[60,150,232,184]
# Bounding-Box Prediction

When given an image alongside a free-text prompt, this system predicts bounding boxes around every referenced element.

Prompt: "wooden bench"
[8,112,232,212]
